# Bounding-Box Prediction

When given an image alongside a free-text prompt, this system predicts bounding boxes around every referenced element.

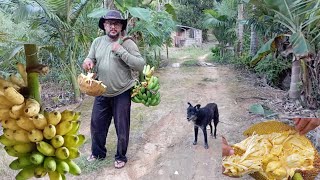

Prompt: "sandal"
[114,160,126,169]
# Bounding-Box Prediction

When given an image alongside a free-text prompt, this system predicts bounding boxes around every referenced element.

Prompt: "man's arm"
[113,39,146,71]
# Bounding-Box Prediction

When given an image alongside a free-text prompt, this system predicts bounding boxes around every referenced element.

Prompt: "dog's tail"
[213,104,219,123]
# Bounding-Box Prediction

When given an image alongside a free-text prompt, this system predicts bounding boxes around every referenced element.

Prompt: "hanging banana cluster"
[131,65,161,107]
[0,63,86,180]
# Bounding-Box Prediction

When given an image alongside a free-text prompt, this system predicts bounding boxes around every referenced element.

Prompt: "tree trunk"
[24,44,41,104]
[68,47,81,103]
[237,3,244,56]
[289,57,301,99]
[249,24,258,56]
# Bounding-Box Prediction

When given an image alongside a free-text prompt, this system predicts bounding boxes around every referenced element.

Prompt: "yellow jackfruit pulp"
[223,120,320,180]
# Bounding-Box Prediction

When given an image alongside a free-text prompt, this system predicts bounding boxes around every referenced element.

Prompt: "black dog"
[187,102,219,149]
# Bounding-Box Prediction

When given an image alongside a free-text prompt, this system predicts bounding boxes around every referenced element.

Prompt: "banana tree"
[250,0,320,108]
[204,0,238,57]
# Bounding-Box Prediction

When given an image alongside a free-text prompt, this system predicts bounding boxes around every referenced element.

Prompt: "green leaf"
[128,7,151,21]
[249,104,265,115]
[290,31,313,57]
[87,8,108,18]
[250,38,276,66]
[164,3,177,21]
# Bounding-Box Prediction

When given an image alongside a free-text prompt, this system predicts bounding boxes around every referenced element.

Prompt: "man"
[82,10,145,169]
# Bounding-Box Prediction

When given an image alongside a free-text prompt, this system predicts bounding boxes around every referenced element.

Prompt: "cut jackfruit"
[223,120,320,180]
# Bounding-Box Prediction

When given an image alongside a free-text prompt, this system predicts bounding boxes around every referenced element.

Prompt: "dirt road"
[67,45,289,180]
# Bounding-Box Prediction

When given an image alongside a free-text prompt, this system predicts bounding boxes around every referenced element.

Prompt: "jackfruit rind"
[243,120,295,137]
[223,120,320,180]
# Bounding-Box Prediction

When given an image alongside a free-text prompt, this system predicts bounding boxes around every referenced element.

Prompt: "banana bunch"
[131,65,161,107]
[0,63,86,180]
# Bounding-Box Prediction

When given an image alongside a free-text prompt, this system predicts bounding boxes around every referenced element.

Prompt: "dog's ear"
[195,104,201,109]
[188,102,192,107]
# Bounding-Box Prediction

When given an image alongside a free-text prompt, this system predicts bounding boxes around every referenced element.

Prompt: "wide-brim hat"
[98,10,127,31]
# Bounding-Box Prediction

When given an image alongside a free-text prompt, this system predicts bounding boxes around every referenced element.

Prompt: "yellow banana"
[43,124,56,140]
[56,159,70,174]
[15,165,36,180]
[28,129,44,142]
[32,113,47,129]
[4,86,24,105]
[63,134,79,148]
[56,121,72,135]
[50,135,64,148]
[60,110,76,121]
[9,74,26,87]
[16,116,36,131]
[68,147,81,159]
[13,142,36,153]
[0,108,10,121]
[13,129,31,143]
[0,77,20,90]
[45,110,61,125]
[55,147,70,160]
[0,95,14,107]
[16,62,27,86]
[146,66,155,78]
[30,151,45,165]
[48,171,62,180]
[44,156,57,171]
[3,118,20,130]
[0,134,19,146]
[24,98,40,117]
[4,128,15,140]
[36,141,55,156]
[66,121,80,135]
[65,159,81,175]
[9,103,25,119]
[34,166,47,178]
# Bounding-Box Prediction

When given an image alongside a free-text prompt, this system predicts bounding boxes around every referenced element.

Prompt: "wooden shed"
[172,25,202,47]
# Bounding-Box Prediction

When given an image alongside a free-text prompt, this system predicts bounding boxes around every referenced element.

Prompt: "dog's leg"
[201,126,209,149]
[209,122,213,137]
[193,126,198,145]
[213,121,218,139]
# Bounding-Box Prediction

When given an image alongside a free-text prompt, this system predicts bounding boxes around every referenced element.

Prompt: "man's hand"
[222,136,234,157]
[112,41,122,52]
[82,58,94,71]
[293,117,320,135]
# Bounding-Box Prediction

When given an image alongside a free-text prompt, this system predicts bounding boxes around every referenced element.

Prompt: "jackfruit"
[222,120,320,180]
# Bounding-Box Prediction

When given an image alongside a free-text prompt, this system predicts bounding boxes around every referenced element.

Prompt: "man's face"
[104,20,123,39]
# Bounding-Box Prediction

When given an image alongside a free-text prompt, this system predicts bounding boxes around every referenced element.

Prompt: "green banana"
[36,141,55,156]
[48,170,63,180]
[44,156,57,171]
[30,151,45,165]
[34,165,47,178]
[75,134,86,148]
[55,147,70,160]
[15,166,36,180]
[68,147,80,159]
[56,121,73,135]
[66,121,81,135]
[56,159,70,174]
[9,156,32,170]
[0,134,19,146]
[63,135,79,148]
[292,173,304,180]
[4,146,28,157]
[43,124,56,139]
[50,135,65,148]
[65,159,81,175]
[72,111,81,121]
[13,142,36,153]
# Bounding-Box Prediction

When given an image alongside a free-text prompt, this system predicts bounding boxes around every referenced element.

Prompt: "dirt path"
[68,45,286,180]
